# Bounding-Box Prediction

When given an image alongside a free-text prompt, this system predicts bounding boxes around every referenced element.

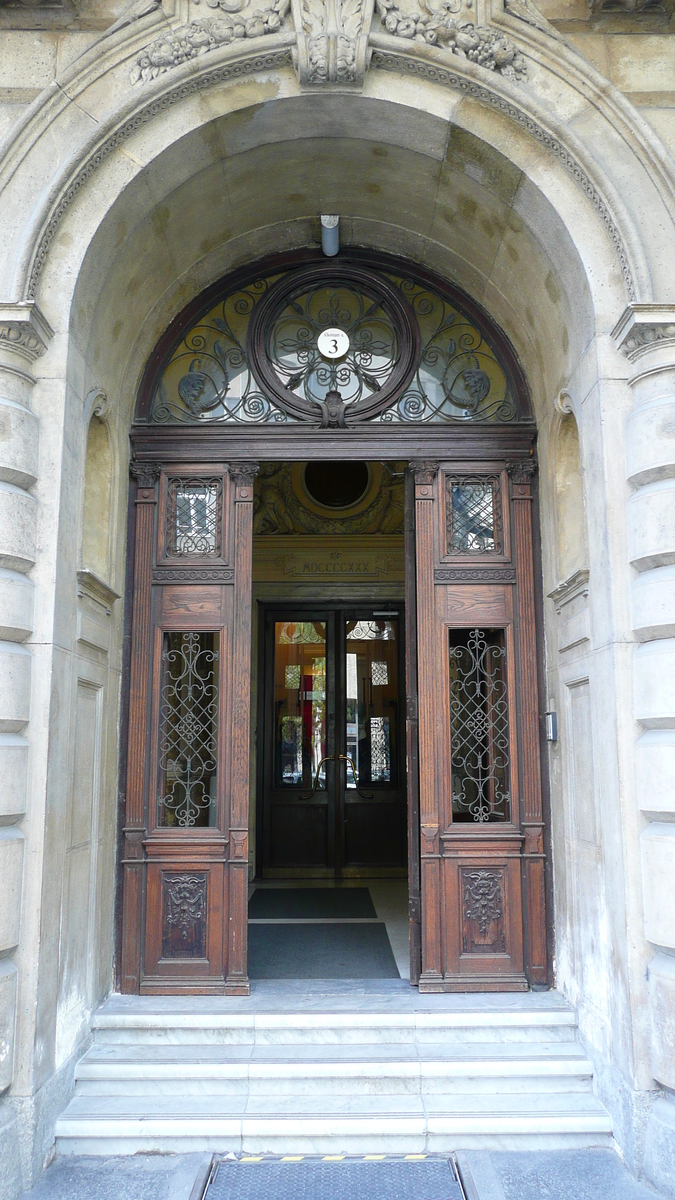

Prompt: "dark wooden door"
[260,606,407,877]
[412,458,547,992]
[120,460,255,996]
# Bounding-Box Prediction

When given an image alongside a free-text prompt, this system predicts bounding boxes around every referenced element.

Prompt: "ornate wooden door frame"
[119,424,548,996]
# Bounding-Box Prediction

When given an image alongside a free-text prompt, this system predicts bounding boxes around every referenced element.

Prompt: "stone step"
[91,1010,579,1046]
[54,1091,613,1156]
[74,1041,595,1096]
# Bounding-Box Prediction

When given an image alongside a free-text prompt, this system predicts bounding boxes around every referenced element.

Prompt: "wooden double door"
[259,606,407,876]
[119,451,548,995]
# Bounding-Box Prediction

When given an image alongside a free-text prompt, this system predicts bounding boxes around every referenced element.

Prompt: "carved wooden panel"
[162,872,207,958]
[461,867,505,954]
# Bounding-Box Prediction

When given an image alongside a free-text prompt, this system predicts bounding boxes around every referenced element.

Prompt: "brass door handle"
[338,754,373,800]
[300,754,334,800]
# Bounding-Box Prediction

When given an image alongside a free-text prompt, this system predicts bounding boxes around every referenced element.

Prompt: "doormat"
[204,1158,463,1200]
[248,887,377,920]
[247,921,399,978]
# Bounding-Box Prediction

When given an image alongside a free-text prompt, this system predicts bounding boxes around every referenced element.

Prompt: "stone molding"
[613,304,675,362]
[0,303,53,364]
[370,44,636,301]
[548,566,590,611]
[76,569,121,612]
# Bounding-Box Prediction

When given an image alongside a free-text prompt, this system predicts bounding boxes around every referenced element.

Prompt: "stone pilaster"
[0,302,51,1096]
[613,304,675,1179]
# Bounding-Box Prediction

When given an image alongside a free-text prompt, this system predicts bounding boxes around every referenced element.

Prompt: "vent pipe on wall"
[321,215,339,256]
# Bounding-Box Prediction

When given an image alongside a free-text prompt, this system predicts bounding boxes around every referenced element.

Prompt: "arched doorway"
[119,249,547,996]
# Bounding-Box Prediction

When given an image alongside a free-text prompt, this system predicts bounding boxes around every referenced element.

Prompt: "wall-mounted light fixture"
[545,711,558,743]
[321,215,339,256]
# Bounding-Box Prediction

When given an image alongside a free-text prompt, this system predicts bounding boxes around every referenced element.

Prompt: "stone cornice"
[0,302,53,363]
[548,567,589,611]
[612,304,675,361]
[77,569,121,611]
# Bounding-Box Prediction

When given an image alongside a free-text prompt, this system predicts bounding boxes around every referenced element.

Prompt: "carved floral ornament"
[129,0,528,85]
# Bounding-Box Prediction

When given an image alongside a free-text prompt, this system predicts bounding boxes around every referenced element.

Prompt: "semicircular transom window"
[146,263,520,427]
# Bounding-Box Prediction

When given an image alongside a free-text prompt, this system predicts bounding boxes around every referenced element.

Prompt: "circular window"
[303,462,370,510]
[248,263,419,426]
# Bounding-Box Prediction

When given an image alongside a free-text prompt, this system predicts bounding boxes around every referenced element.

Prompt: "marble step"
[54,1091,613,1155]
[91,1010,579,1046]
[74,1041,595,1096]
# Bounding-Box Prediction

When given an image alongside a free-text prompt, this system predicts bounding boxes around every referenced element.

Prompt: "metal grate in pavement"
[204,1156,464,1200]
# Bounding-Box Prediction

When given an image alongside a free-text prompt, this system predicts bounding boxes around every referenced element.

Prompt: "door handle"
[299,755,334,800]
[338,754,373,800]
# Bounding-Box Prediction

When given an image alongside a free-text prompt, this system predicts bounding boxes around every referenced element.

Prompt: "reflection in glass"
[274,622,327,789]
[449,628,510,823]
[345,618,398,789]
[158,631,219,828]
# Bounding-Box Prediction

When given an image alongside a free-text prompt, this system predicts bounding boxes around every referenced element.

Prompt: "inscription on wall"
[253,536,404,583]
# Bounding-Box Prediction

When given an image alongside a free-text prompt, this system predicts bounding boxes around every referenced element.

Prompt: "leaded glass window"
[449,628,510,824]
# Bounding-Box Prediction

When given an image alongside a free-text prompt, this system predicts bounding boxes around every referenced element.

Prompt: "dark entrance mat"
[206,1159,462,1200]
[247,921,399,979]
[248,888,377,920]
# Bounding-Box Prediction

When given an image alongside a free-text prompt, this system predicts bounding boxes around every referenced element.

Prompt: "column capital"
[0,303,53,368]
[612,304,675,363]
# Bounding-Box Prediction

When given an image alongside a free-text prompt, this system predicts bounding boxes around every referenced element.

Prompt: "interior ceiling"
[70,94,595,420]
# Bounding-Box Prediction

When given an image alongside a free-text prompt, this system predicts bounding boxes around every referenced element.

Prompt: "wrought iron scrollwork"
[449,628,510,823]
[158,632,219,827]
[166,476,222,556]
[446,475,502,554]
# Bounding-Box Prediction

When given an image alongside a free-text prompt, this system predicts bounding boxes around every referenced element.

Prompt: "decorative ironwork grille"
[167,477,222,556]
[377,276,516,424]
[446,475,502,554]
[151,275,292,424]
[265,283,399,407]
[147,265,520,426]
[158,631,219,828]
[449,628,510,823]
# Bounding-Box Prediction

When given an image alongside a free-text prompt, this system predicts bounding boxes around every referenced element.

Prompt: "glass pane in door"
[273,621,327,790]
[345,619,399,789]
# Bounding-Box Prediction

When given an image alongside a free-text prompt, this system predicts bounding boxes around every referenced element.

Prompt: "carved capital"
[410,460,439,486]
[612,305,675,362]
[0,303,53,366]
[506,459,537,485]
[228,462,259,488]
[130,460,161,490]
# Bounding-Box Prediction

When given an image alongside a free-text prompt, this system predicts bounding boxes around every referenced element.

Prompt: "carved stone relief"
[253,461,405,535]
[373,0,527,79]
[130,0,291,82]
[128,0,532,83]
[293,0,374,83]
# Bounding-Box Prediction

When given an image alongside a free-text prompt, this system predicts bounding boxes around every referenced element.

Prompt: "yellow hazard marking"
[404,1154,427,1160]
[363,1155,386,1161]
[281,1156,304,1161]
[322,1156,346,1161]
[240,1157,263,1163]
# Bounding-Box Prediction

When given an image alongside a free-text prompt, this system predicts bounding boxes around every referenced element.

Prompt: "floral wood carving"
[463,868,503,935]
[162,872,207,958]
[130,460,161,490]
[374,0,527,79]
[130,1,290,82]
